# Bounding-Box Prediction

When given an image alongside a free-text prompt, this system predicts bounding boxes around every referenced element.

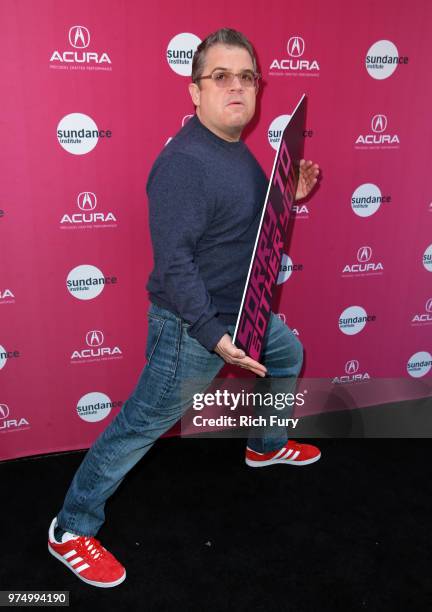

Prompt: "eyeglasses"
[195,69,261,89]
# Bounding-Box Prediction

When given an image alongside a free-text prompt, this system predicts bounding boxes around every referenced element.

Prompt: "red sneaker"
[48,517,126,588]
[245,440,321,467]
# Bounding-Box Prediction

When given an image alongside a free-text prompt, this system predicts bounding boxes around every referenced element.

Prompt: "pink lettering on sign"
[273,140,292,195]
[234,96,306,361]
[236,198,290,360]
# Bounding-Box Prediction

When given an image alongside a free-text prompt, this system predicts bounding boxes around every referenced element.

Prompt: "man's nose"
[229,74,244,90]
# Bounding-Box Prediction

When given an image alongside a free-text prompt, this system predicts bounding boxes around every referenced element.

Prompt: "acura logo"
[357,246,372,262]
[426,299,432,313]
[86,330,104,347]
[69,26,90,49]
[371,114,387,133]
[0,404,10,419]
[345,360,359,374]
[77,192,97,211]
[287,36,305,57]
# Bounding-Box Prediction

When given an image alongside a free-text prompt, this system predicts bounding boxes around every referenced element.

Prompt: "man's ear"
[188,82,201,107]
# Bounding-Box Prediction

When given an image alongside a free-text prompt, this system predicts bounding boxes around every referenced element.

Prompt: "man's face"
[188,44,257,141]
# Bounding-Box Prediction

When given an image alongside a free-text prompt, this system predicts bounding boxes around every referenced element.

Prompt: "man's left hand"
[295,159,320,201]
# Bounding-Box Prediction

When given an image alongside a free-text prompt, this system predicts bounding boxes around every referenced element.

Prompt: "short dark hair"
[191,28,257,84]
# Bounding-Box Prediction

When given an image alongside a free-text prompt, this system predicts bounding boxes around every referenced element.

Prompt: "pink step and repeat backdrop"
[1,0,431,460]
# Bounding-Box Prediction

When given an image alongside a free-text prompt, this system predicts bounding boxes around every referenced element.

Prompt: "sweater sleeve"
[146,152,229,352]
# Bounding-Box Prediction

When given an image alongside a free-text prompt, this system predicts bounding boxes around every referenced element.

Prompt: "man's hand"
[295,159,320,201]
[214,333,267,377]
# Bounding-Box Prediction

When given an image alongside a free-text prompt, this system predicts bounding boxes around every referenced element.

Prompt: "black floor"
[2,432,432,611]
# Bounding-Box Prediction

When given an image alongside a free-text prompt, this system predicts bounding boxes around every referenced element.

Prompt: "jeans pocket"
[146,314,165,365]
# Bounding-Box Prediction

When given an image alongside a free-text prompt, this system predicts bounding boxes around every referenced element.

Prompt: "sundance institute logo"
[57,113,112,155]
[423,244,432,272]
[166,33,201,76]
[0,345,20,370]
[267,115,290,151]
[338,306,376,335]
[351,183,391,218]
[277,254,303,284]
[66,265,117,300]
[365,40,408,80]
[76,392,121,423]
[407,351,432,378]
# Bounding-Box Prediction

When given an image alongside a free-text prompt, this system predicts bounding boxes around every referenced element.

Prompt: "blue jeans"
[56,303,303,536]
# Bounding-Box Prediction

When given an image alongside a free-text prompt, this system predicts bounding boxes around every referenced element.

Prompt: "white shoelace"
[84,538,103,560]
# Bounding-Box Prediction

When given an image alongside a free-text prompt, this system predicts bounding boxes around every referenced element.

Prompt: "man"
[47,28,321,588]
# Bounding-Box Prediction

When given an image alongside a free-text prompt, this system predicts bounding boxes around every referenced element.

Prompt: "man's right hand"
[214,333,267,377]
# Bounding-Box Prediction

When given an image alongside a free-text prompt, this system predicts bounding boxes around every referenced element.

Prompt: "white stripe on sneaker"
[75,563,90,573]
[63,550,77,559]
[281,449,293,460]
[290,450,300,461]
[273,448,288,459]
[69,557,84,566]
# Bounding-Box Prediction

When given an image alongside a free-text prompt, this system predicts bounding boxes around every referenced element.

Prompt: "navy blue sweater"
[146,114,268,352]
